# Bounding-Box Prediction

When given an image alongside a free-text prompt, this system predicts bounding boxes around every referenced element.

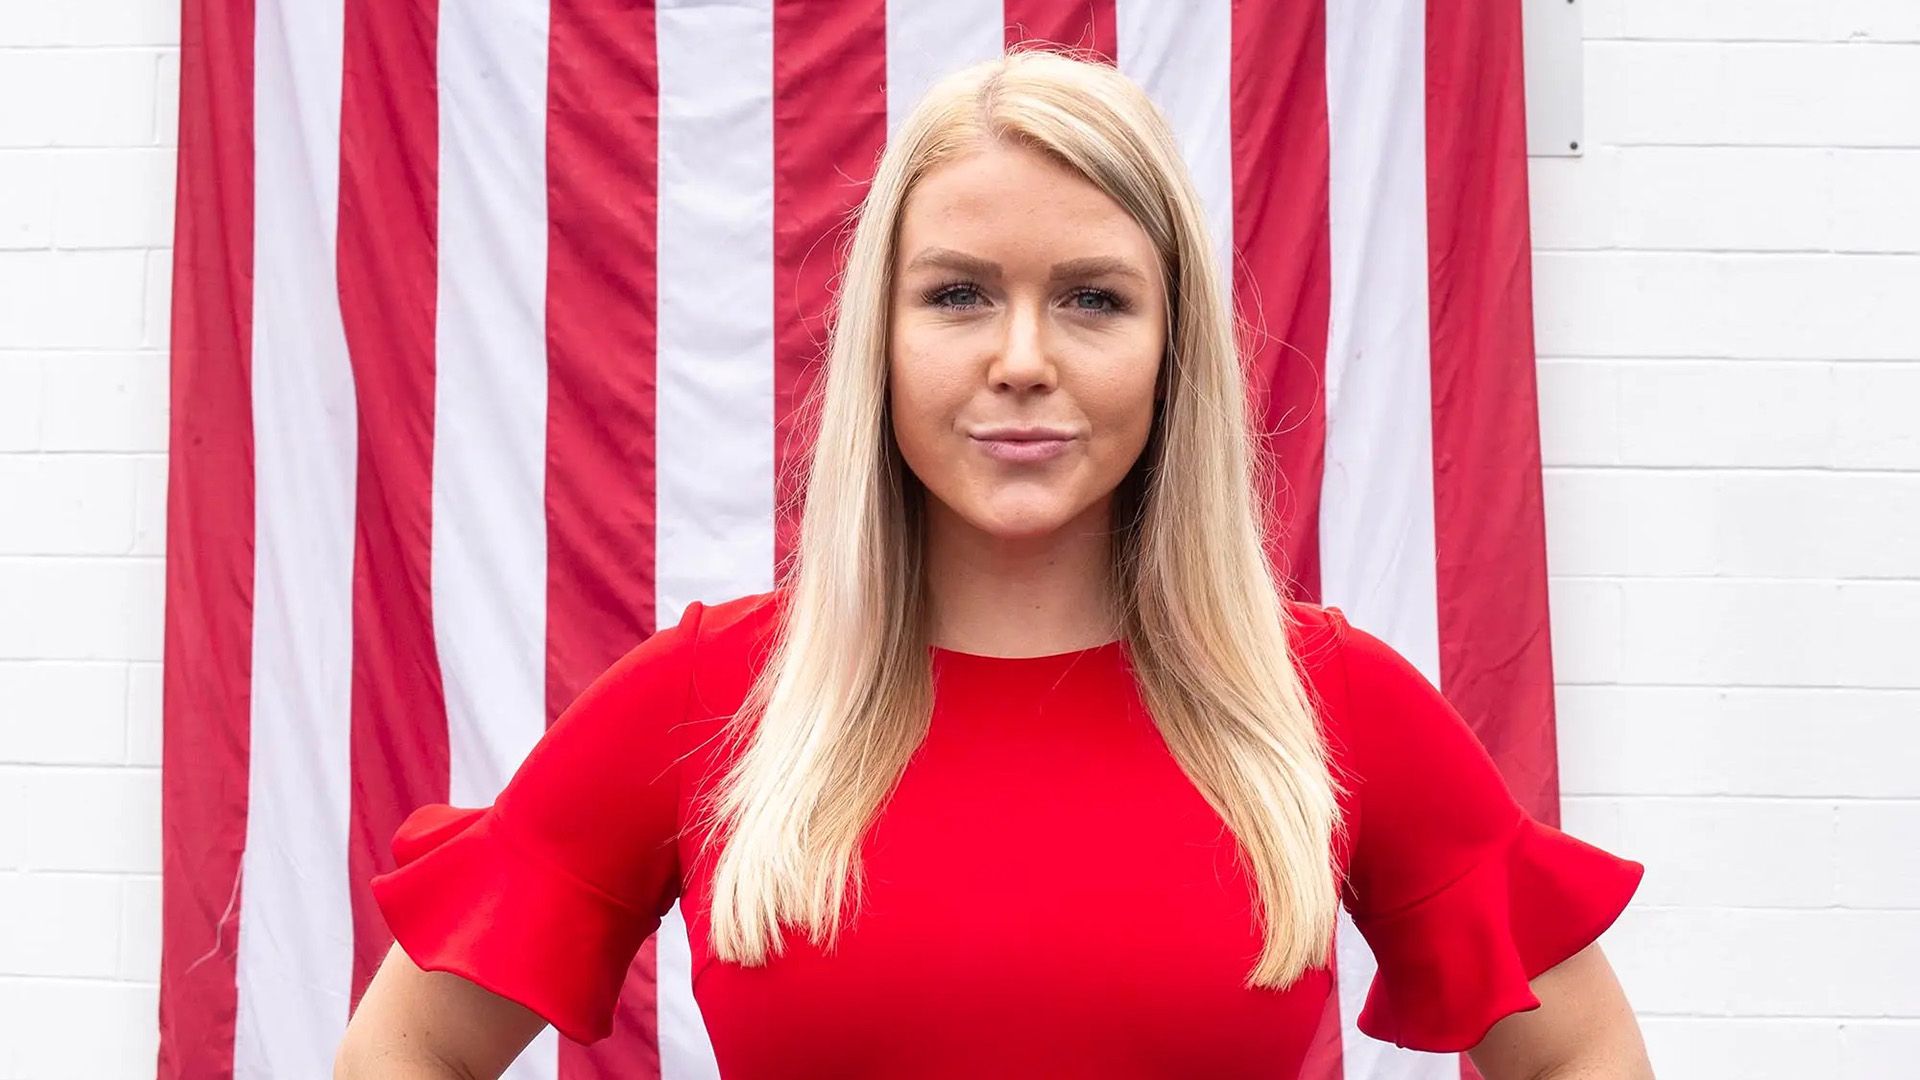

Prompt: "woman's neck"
[921,497,1122,657]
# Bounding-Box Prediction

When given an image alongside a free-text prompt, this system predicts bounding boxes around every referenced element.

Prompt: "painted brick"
[0,1,179,47]
[9,765,161,874]
[0,556,164,662]
[1618,579,1919,689]
[0,49,160,148]
[1544,468,1920,578]
[0,251,148,348]
[1638,1018,1838,1080]
[0,661,128,764]
[1556,685,1920,798]
[50,147,176,248]
[0,872,122,977]
[39,352,168,452]
[0,453,142,555]
[0,978,159,1079]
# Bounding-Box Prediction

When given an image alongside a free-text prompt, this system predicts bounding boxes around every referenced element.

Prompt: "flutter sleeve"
[368,600,707,1044]
[1328,606,1645,1053]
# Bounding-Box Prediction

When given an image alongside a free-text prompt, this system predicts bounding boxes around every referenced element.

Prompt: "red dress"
[371,589,1643,1078]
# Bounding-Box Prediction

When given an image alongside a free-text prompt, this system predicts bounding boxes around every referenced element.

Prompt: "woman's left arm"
[1467,942,1654,1080]
[1325,607,1651,1069]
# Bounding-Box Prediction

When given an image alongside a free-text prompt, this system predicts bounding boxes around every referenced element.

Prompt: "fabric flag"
[160,0,1556,1077]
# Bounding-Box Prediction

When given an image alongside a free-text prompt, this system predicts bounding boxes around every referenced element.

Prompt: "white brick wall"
[0,2,177,1077]
[1541,1,1920,1074]
[1,1,1915,1076]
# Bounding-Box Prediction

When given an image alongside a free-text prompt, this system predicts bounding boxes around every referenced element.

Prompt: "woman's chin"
[961,501,1085,543]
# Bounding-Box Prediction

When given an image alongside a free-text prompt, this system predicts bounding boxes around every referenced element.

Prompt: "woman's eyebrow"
[903,247,997,278]
[1050,255,1149,284]
[903,246,1147,284]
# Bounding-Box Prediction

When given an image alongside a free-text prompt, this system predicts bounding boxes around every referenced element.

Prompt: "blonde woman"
[337,48,1650,1080]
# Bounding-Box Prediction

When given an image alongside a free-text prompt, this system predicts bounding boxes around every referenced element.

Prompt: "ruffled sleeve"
[1326,606,1645,1053]
[368,600,707,1045]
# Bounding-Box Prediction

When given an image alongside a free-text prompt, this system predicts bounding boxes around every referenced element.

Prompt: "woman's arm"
[1467,942,1654,1080]
[334,943,551,1080]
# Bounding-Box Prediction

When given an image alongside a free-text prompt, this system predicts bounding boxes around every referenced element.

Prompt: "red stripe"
[1428,0,1559,822]
[544,1,666,1074]
[770,1,889,577]
[1003,0,1118,62]
[1232,0,1333,609]
[1423,0,1557,821]
[1231,5,1343,1077]
[158,1,254,1075]
[338,0,450,1011]
[1423,4,1552,1076]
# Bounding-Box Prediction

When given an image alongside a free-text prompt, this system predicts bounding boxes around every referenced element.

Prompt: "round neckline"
[927,637,1128,664]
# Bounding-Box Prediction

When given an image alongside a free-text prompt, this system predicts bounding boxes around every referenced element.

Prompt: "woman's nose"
[989,302,1057,390]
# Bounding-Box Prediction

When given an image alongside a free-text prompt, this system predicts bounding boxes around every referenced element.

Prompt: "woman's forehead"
[894,144,1152,270]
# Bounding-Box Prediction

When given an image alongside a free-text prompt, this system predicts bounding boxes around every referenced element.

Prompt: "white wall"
[1536,3,1920,1076]
[0,1,1914,1076]
[0,2,178,1077]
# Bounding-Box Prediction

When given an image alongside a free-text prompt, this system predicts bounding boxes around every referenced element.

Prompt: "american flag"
[160,1,1557,1077]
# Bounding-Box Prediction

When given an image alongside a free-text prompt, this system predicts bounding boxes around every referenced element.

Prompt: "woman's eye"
[927,283,984,309]
[917,282,1121,311]
[1071,288,1126,314]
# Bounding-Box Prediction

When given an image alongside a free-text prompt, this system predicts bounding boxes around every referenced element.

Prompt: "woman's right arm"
[334,942,549,1079]
[333,599,708,1073]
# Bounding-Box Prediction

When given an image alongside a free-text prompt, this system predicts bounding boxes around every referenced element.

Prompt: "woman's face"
[888,141,1167,545]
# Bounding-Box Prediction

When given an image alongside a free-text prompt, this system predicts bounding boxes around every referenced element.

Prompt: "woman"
[337,48,1650,1079]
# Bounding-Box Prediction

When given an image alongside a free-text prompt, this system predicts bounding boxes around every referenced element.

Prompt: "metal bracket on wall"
[1524,0,1585,157]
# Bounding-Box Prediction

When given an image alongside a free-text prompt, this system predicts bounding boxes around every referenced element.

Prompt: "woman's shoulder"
[681,586,783,675]
[693,586,786,642]
[1276,595,1358,750]
[1275,597,1470,801]
[1279,595,1349,681]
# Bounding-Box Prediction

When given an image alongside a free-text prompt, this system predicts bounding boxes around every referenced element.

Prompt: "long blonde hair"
[691,46,1349,990]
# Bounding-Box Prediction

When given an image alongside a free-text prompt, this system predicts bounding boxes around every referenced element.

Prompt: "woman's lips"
[970,435,1074,463]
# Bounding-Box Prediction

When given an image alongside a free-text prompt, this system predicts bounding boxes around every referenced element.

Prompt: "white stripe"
[1322,0,1447,1076]
[235,0,354,1074]
[435,1,560,1075]
[655,0,780,1075]
[885,0,1003,141]
[1116,0,1235,292]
